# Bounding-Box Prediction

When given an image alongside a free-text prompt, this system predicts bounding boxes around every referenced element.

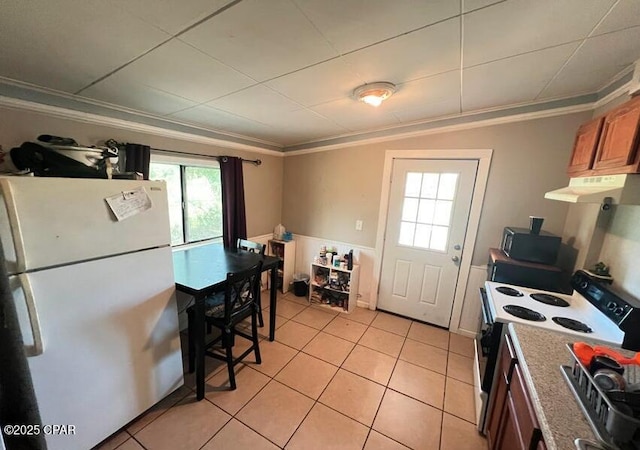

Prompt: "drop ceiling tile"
[462,0,504,13]
[463,0,614,67]
[82,74,197,116]
[98,39,254,103]
[393,98,461,123]
[171,104,280,144]
[341,17,460,84]
[592,0,640,36]
[257,108,349,146]
[179,0,337,82]
[310,98,401,131]
[463,42,579,111]
[0,0,170,93]
[208,85,303,123]
[265,58,364,107]
[107,0,234,35]
[384,70,460,114]
[262,107,347,134]
[294,0,460,54]
[539,27,640,99]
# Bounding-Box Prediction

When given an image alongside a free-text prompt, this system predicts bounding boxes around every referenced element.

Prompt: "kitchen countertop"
[508,322,598,450]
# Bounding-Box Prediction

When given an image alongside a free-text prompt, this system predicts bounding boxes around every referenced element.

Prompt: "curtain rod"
[105,140,262,166]
[151,147,262,166]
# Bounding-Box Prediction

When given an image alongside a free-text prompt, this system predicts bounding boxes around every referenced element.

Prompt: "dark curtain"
[124,143,151,180]
[220,156,247,250]
[0,239,46,450]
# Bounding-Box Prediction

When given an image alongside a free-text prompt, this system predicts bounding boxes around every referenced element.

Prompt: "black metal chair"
[187,261,263,390]
[237,238,266,256]
[236,238,266,326]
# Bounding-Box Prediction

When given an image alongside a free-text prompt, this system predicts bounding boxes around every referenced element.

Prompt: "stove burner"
[496,286,524,297]
[552,317,593,333]
[503,305,546,321]
[530,293,570,307]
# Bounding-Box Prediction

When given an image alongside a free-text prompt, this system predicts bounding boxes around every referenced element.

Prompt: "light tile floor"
[95,292,488,450]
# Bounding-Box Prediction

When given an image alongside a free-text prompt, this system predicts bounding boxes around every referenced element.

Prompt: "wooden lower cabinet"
[487,369,509,447]
[496,395,526,449]
[486,334,514,447]
[488,334,545,450]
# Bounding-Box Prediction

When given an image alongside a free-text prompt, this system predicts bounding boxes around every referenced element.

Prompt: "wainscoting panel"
[290,234,374,308]
[454,264,487,337]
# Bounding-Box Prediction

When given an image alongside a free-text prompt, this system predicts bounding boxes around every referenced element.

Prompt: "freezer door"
[12,246,183,450]
[0,176,170,274]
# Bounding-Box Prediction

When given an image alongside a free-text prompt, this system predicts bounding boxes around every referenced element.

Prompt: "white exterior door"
[378,159,478,327]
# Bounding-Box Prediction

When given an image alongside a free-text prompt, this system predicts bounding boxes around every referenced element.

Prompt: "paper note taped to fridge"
[105,186,152,221]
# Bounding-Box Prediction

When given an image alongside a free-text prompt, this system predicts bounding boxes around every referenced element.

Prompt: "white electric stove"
[475,277,626,433]
[485,281,624,345]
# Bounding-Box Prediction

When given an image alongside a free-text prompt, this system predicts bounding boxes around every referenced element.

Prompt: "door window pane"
[185,166,222,242]
[417,199,435,223]
[399,222,416,246]
[414,224,432,248]
[438,174,458,200]
[420,173,439,198]
[405,172,422,197]
[401,198,419,222]
[149,163,184,246]
[433,200,453,226]
[430,226,449,251]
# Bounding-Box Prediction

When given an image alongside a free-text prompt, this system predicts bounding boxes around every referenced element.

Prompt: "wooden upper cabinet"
[567,116,604,176]
[593,95,640,173]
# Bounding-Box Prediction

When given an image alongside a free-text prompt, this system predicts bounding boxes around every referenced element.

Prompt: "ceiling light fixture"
[353,82,396,107]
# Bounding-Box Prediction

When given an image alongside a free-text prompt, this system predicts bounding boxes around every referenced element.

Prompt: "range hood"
[544,174,640,204]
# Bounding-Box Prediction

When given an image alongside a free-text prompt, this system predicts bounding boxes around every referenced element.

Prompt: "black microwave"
[501,227,561,265]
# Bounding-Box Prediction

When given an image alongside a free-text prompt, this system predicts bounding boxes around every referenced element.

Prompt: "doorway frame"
[371,149,493,333]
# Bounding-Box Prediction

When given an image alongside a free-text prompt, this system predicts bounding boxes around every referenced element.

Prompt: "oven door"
[475,287,502,432]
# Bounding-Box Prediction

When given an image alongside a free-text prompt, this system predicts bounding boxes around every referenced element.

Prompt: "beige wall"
[0,106,283,237]
[562,202,640,298]
[598,205,640,296]
[283,112,592,265]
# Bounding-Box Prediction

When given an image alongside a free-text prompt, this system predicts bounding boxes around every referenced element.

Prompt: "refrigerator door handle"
[19,273,44,356]
[0,179,26,273]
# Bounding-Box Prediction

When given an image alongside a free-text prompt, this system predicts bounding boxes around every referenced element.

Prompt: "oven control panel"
[572,271,635,325]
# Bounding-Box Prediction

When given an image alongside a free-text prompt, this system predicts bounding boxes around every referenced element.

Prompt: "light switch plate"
[355,220,363,231]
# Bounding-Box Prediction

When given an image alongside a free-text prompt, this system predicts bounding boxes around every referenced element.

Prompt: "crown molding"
[594,80,632,110]
[0,94,284,157]
[283,102,595,157]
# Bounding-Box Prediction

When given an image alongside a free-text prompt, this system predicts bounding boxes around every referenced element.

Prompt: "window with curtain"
[149,158,222,246]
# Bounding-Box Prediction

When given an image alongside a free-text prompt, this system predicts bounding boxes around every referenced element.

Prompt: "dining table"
[172,243,281,400]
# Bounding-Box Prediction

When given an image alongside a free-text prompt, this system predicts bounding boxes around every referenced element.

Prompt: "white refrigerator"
[0,176,184,450]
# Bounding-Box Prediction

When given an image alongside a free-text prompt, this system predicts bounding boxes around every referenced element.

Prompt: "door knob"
[451,256,459,262]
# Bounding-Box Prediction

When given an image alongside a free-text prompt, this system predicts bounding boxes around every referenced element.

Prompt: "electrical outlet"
[355,220,363,231]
